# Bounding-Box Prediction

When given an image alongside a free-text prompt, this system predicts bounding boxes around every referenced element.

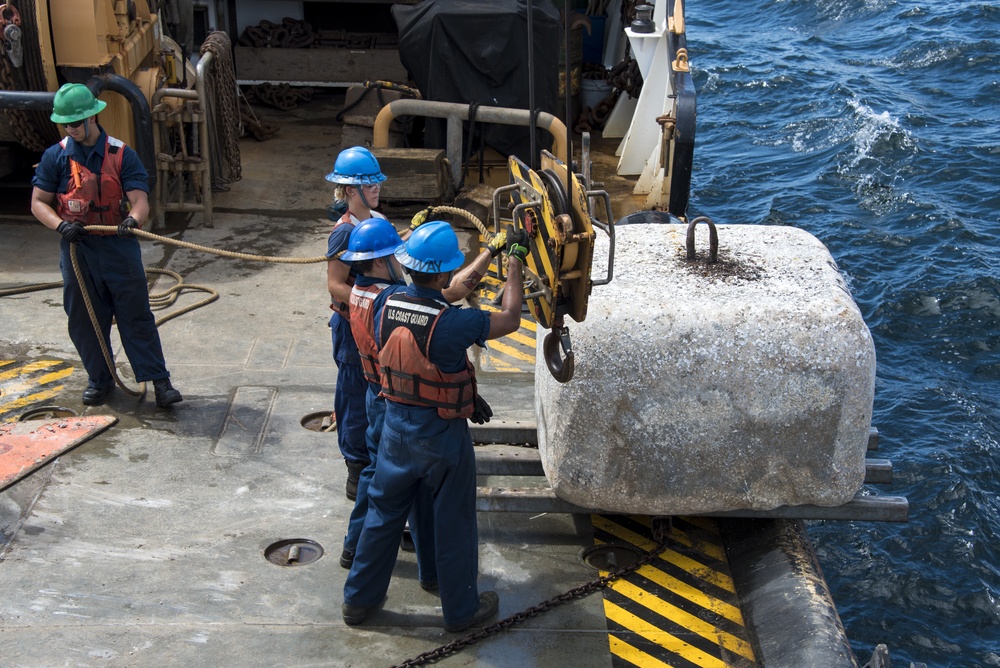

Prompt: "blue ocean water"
[685,0,999,664]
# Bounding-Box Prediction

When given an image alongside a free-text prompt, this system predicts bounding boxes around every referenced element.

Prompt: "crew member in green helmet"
[30,82,182,408]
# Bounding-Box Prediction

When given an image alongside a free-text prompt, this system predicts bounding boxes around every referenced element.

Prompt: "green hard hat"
[50,83,106,124]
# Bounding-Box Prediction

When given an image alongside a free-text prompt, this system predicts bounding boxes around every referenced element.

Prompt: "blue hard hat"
[341,218,403,262]
[325,146,387,185]
[395,220,466,273]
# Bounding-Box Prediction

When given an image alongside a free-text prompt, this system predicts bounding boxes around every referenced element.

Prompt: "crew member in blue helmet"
[342,220,529,633]
[338,217,517,577]
[30,83,181,408]
[325,146,395,500]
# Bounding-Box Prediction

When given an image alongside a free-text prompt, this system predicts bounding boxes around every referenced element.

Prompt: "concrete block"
[535,223,876,514]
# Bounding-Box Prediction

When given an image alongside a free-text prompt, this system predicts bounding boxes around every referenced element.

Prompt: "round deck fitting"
[264,539,324,566]
[18,406,77,421]
[300,411,336,432]
[580,544,646,572]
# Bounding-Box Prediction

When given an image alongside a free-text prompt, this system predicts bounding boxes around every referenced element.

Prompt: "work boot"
[81,383,114,406]
[345,459,366,501]
[400,525,415,552]
[153,378,183,407]
[342,596,385,626]
[444,591,499,633]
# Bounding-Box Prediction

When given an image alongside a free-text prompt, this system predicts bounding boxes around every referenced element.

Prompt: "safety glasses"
[63,120,85,129]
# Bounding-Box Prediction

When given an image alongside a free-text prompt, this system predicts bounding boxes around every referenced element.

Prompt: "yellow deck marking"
[486,338,536,364]
[595,514,727,563]
[1,388,66,416]
[475,259,538,372]
[0,360,75,421]
[0,360,66,382]
[593,516,757,667]
[36,366,75,385]
[610,579,755,660]
[593,517,734,592]
[605,600,730,668]
[485,357,520,372]
[596,538,742,622]
[608,636,675,668]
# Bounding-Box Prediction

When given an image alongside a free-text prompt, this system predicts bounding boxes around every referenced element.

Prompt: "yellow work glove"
[486,227,508,257]
[410,206,434,231]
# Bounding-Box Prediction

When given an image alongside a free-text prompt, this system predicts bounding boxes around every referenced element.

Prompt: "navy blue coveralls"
[32,127,170,389]
[342,276,436,584]
[343,284,490,629]
[327,213,386,465]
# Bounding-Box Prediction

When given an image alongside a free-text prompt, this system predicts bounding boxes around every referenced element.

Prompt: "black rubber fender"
[719,518,859,668]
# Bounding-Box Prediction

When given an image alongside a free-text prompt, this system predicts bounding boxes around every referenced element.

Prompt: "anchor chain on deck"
[391,517,673,668]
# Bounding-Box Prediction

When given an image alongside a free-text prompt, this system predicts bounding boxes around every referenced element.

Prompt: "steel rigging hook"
[543,317,574,383]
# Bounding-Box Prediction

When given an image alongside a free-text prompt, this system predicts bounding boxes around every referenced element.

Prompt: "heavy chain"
[244,82,314,111]
[238,17,316,49]
[0,0,58,152]
[199,31,242,189]
[391,517,672,668]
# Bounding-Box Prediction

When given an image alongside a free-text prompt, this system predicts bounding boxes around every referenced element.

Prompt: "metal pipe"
[0,90,55,110]
[372,99,569,187]
[86,74,156,195]
[149,51,216,226]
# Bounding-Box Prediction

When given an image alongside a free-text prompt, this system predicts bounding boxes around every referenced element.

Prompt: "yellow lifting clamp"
[497,149,614,382]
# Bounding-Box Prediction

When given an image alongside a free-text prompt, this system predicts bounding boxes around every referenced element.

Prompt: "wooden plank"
[865,458,893,484]
[476,487,909,522]
[470,419,538,446]
[371,148,448,201]
[475,443,543,476]
[235,46,407,84]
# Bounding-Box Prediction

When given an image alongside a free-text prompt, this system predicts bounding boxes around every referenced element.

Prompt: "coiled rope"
[425,205,492,239]
[3,217,496,400]
[2,226,331,399]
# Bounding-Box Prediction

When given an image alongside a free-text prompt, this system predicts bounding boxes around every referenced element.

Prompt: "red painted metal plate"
[0,415,118,489]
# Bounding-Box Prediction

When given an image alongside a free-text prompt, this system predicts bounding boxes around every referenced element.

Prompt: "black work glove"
[57,220,87,243]
[470,394,493,425]
[506,225,530,264]
[117,216,139,237]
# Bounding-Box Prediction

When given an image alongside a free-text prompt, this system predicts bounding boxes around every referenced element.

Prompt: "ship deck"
[0,92,855,667]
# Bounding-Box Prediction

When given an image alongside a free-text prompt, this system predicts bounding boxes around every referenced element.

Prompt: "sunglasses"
[63,120,85,129]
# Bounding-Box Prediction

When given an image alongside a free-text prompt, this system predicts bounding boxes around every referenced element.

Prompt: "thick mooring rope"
[64,226,329,397]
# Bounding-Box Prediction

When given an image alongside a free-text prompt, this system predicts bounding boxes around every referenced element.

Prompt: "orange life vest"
[377,293,477,420]
[349,281,391,385]
[55,135,127,235]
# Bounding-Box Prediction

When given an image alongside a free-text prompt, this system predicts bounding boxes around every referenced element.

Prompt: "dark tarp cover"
[392,0,561,170]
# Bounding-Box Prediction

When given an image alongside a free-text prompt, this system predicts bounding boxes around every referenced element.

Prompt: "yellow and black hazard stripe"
[474,261,537,373]
[0,359,75,422]
[593,515,758,668]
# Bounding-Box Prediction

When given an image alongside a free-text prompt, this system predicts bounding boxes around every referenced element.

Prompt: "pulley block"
[503,150,600,382]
